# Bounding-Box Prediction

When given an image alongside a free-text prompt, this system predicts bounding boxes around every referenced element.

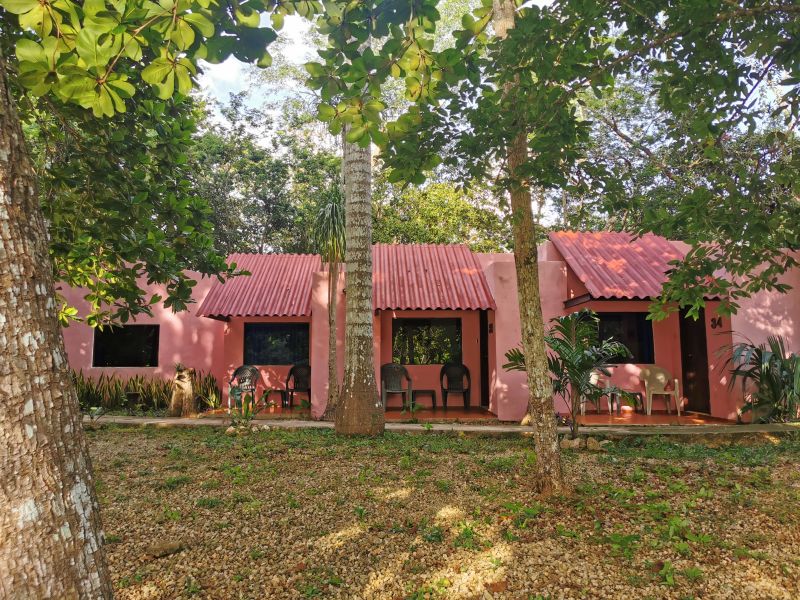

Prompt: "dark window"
[244,323,309,365]
[392,318,462,365]
[597,312,654,363]
[93,325,159,367]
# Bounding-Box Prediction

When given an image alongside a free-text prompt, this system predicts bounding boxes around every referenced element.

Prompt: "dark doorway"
[679,308,711,413]
[479,310,490,408]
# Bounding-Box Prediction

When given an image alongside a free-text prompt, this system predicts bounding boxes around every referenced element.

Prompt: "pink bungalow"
[61,232,800,423]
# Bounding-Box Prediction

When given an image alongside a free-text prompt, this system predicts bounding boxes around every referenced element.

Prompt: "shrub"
[728,335,800,422]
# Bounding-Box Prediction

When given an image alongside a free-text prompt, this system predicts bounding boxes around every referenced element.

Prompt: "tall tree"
[491,0,563,493]
[0,39,112,598]
[335,125,384,434]
[314,185,346,421]
[0,0,298,593]
[306,0,447,434]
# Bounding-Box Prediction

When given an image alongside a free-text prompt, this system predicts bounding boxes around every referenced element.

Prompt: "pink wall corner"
[377,309,481,409]
[60,274,224,385]
[476,254,570,421]
[731,263,800,352]
[222,315,311,409]
[703,303,736,419]
[310,270,346,418]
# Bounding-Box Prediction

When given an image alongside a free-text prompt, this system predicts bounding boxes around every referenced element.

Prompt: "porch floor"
[578,410,731,426]
[384,406,496,422]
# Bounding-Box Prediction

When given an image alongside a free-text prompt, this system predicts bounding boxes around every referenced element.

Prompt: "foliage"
[21,85,233,325]
[229,386,270,427]
[313,184,346,263]
[372,179,511,252]
[727,336,800,423]
[192,371,222,411]
[379,0,800,318]
[504,310,629,438]
[189,94,342,255]
[71,369,218,414]
[1,0,301,322]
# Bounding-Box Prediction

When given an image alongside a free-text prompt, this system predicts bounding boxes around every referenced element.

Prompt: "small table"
[412,389,437,409]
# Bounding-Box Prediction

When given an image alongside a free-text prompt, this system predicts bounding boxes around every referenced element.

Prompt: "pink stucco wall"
[476,252,569,421]
[60,275,224,385]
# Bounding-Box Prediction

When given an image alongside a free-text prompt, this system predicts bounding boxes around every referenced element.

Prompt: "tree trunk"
[335,131,384,435]
[0,45,113,597]
[321,261,340,421]
[493,0,564,495]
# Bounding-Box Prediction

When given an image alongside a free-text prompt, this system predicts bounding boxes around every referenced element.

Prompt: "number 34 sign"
[710,316,723,329]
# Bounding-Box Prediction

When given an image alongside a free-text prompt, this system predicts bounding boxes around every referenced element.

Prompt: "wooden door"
[679,308,711,413]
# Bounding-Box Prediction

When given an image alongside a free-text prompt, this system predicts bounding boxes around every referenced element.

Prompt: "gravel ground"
[89,425,800,600]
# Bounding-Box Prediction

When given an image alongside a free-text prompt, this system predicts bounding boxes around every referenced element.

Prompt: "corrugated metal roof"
[197,254,320,318]
[373,244,496,310]
[549,231,684,300]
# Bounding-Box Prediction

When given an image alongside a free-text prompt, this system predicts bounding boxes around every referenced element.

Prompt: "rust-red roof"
[549,231,684,300]
[373,244,496,310]
[197,254,320,318]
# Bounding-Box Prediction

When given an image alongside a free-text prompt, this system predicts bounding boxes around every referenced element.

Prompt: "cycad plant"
[314,185,346,421]
[505,309,630,438]
[727,335,800,423]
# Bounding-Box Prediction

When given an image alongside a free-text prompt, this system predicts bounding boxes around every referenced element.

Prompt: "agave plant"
[504,309,630,439]
[727,335,800,423]
[192,370,222,411]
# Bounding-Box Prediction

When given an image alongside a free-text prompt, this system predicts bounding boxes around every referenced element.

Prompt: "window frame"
[243,322,310,366]
[391,317,463,366]
[596,311,655,364]
[92,324,160,368]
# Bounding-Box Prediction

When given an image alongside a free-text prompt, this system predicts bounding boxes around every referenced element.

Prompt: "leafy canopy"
[378,0,800,317]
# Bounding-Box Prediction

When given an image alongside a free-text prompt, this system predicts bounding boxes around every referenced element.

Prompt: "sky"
[197,16,315,107]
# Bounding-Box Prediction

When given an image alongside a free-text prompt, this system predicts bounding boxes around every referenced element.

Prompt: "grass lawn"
[90,426,800,599]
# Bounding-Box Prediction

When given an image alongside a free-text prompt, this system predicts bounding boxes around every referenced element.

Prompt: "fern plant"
[727,335,800,423]
[504,309,630,438]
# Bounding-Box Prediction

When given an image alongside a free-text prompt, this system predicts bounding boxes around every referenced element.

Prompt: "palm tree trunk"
[0,44,113,597]
[335,130,384,435]
[493,0,564,495]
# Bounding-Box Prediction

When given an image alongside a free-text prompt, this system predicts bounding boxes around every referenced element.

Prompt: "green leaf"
[271,11,284,30]
[234,6,260,27]
[171,18,196,50]
[317,103,336,121]
[141,57,174,85]
[1,0,39,14]
[345,125,366,143]
[183,12,215,37]
[15,39,46,64]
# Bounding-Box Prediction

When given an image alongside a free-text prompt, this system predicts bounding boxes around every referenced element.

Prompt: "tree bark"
[493,0,564,495]
[321,261,340,421]
[335,130,384,435]
[0,45,113,597]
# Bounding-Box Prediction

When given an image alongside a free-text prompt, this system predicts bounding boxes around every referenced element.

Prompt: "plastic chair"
[229,365,262,410]
[286,364,311,408]
[638,366,681,416]
[580,370,614,415]
[381,363,412,409]
[440,363,471,409]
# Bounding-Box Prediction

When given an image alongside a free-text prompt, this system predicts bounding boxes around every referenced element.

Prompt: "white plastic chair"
[580,371,615,415]
[638,366,681,416]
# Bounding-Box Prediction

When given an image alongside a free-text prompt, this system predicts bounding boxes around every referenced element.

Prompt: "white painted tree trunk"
[492,0,564,494]
[335,130,384,435]
[0,45,113,597]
